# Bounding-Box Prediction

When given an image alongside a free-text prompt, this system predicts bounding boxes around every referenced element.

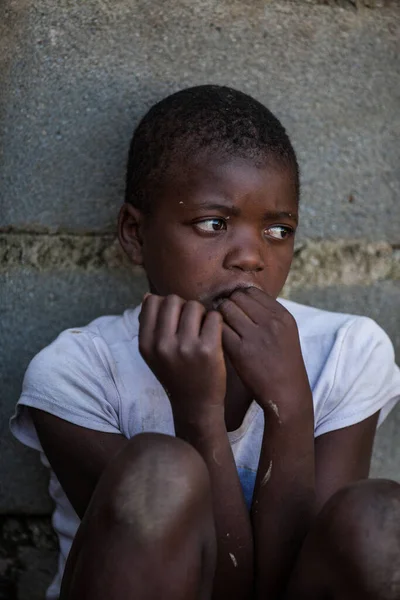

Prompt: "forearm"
[252,404,316,600]
[175,411,254,600]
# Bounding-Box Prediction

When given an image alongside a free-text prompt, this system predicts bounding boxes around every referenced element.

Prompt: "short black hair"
[125,85,299,212]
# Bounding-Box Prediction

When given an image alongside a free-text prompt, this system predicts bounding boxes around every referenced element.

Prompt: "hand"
[138,294,226,428]
[219,288,312,423]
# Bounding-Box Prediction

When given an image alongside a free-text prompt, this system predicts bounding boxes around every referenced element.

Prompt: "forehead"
[157,155,298,215]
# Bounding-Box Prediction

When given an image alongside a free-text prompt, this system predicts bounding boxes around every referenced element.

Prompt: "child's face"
[126,156,298,310]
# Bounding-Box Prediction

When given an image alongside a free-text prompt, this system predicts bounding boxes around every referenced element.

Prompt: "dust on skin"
[229,552,238,568]
[268,400,281,424]
[260,461,272,487]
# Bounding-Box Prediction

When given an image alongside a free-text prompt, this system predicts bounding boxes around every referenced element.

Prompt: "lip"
[210,283,263,310]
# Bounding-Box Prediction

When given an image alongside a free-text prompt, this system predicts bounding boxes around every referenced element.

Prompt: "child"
[10,85,400,600]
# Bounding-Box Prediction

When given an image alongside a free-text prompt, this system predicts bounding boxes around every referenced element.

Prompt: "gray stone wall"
[1,1,399,597]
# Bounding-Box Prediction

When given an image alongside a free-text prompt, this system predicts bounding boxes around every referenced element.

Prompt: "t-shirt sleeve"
[314,317,400,437]
[10,328,122,452]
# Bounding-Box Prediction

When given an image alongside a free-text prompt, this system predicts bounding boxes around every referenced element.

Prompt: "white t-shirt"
[10,299,400,600]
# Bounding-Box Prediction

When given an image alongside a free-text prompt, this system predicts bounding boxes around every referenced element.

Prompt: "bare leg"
[60,433,217,600]
[286,479,400,600]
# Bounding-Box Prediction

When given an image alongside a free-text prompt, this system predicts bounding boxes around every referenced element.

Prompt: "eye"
[264,225,294,240]
[195,218,227,233]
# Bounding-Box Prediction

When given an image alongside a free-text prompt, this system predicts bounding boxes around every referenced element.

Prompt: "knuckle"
[270,318,283,335]
[230,289,243,301]
[281,309,296,328]
[220,298,233,312]
[147,294,161,307]
[198,343,213,358]
[167,294,183,304]
[187,299,205,312]
[155,339,170,357]
[210,310,223,324]
[178,343,193,357]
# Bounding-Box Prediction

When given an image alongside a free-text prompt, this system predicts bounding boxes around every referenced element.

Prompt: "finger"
[138,292,151,322]
[221,322,241,356]
[155,294,186,338]
[177,300,206,341]
[218,298,254,337]
[138,294,164,352]
[200,310,223,345]
[227,289,270,325]
[243,287,278,312]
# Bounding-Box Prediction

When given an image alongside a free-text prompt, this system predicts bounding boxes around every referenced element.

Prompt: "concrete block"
[17,547,57,600]
[288,281,400,360]
[1,269,148,514]
[371,402,400,481]
[1,1,399,241]
[0,517,57,600]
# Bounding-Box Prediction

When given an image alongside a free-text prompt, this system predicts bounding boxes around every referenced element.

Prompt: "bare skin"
[30,156,400,599]
[138,294,253,598]
[217,287,316,597]
[57,433,217,600]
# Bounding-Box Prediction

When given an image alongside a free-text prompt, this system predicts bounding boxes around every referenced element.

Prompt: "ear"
[118,203,145,265]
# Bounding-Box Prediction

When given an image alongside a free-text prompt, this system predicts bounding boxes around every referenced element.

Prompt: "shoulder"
[20,305,143,409]
[85,306,141,345]
[11,307,143,446]
[278,297,357,337]
[278,297,393,354]
[279,299,400,435]
[26,306,141,374]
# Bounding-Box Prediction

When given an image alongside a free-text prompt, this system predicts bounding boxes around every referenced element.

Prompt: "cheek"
[279,257,293,285]
[142,239,221,295]
[265,251,293,296]
[179,253,220,288]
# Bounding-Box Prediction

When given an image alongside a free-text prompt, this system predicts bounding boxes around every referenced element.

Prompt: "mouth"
[210,284,263,310]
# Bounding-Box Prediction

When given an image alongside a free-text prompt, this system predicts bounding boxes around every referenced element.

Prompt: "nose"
[223,229,265,273]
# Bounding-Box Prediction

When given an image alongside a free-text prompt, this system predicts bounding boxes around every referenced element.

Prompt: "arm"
[219,287,316,599]
[251,413,378,599]
[252,395,379,600]
[314,412,379,510]
[138,294,253,600]
[29,409,128,518]
[251,406,315,599]
[284,412,380,599]
[250,377,381,598]
[175,414,254,600]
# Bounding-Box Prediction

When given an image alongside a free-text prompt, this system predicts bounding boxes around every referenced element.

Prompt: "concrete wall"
[1,0,399,597]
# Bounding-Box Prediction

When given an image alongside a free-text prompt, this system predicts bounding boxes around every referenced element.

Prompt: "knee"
[98,433,211,540]
[319,479,400,597]
[321,478,400,538]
